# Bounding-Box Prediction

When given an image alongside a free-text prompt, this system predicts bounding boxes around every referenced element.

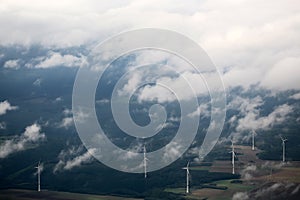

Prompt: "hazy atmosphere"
[0,1,300,199]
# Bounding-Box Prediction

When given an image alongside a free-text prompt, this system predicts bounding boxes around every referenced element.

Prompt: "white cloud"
[59,117,73,129]
[240,164,257,180]
[0,0,299,90]
[55,97,63,102]
[64,149,95,170]
[136,71,208,103]
[222,67,262,89]
[138,84,176,103]
[163,141,182,162]
[118,71,142,97]
[228,96,263,115]
[96,99,110,104]
[187,103,209,118]
[260,57,300,90]
[53,145,95,172]
[261,161,284,170]
[232,192,249,200]
[236,103,293,132]
[254,183,282,199]
[290,92,300,100]
[3,59,20,69]
[34,52,84,68]
[0,100,18,115]
[58,108,74,129]
[114,143,142,161]
[63,108,72,115]
[0,123,45,158]
[238,181,300,199]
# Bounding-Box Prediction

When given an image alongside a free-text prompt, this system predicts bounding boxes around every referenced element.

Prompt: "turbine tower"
[252,130,256,151]
[143,145,148,178]
[280,136,287,163]
[35,162,42,192]
[182,162,190,193]
[229,140,236,174]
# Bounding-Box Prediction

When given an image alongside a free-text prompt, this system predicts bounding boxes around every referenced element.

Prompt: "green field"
[164,187,186,194]
[213,179,254,190]
[165,179,255,200]
[0,189,143,200]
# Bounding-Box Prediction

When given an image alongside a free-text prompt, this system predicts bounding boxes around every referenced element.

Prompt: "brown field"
[182,145,300,199]
[234,145,262,164]
[191,188,225,200]
[209,145,263,174]
[254,166,300,183]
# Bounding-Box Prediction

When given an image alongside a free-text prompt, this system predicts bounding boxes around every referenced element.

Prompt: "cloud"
[53,145,95,172]
[163,141,182,162]
[261,161,284,170]
[117,71,143,97]
[222,67,262,89]
[0,0,298,91]
[260,57,300,90]
[58,108,74,129]
[227,96,293,133]
[96,98,110,104]
[59,117,73,129]
[228,96,263,115]
[236,103,293,131]
[234,182,300,200]
[63,108,72,115]
[64,149,95,170]
[114,143,142,161]
[54,97,63,102]
[289,92,300,100]
[128,71,208,103]
[240,164,257,180]
[0,100,18,115]
[187,103,210,118]
[33,52,85,68]
[232,192,249,200]
[0,123,46,158]
[254,183,283,199]
[3,59,20,69]
[138,84,176,103]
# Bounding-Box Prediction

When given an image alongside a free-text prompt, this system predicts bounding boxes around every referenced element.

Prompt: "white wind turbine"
[252,130,256,151]
[280,136,288,163]
[143,145,148,178]
[229,140,237,174]
[182,162,190,194]
[35,162,42,192]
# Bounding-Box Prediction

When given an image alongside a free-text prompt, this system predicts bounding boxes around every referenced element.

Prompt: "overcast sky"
[0,0,299,91]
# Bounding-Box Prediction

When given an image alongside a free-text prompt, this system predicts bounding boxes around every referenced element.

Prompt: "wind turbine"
[35,162,42,192]
[252,130,256,151]
[280,136,287,163]
[229,140,236,174]
[143,145,148,178]
[182,162,190,194]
